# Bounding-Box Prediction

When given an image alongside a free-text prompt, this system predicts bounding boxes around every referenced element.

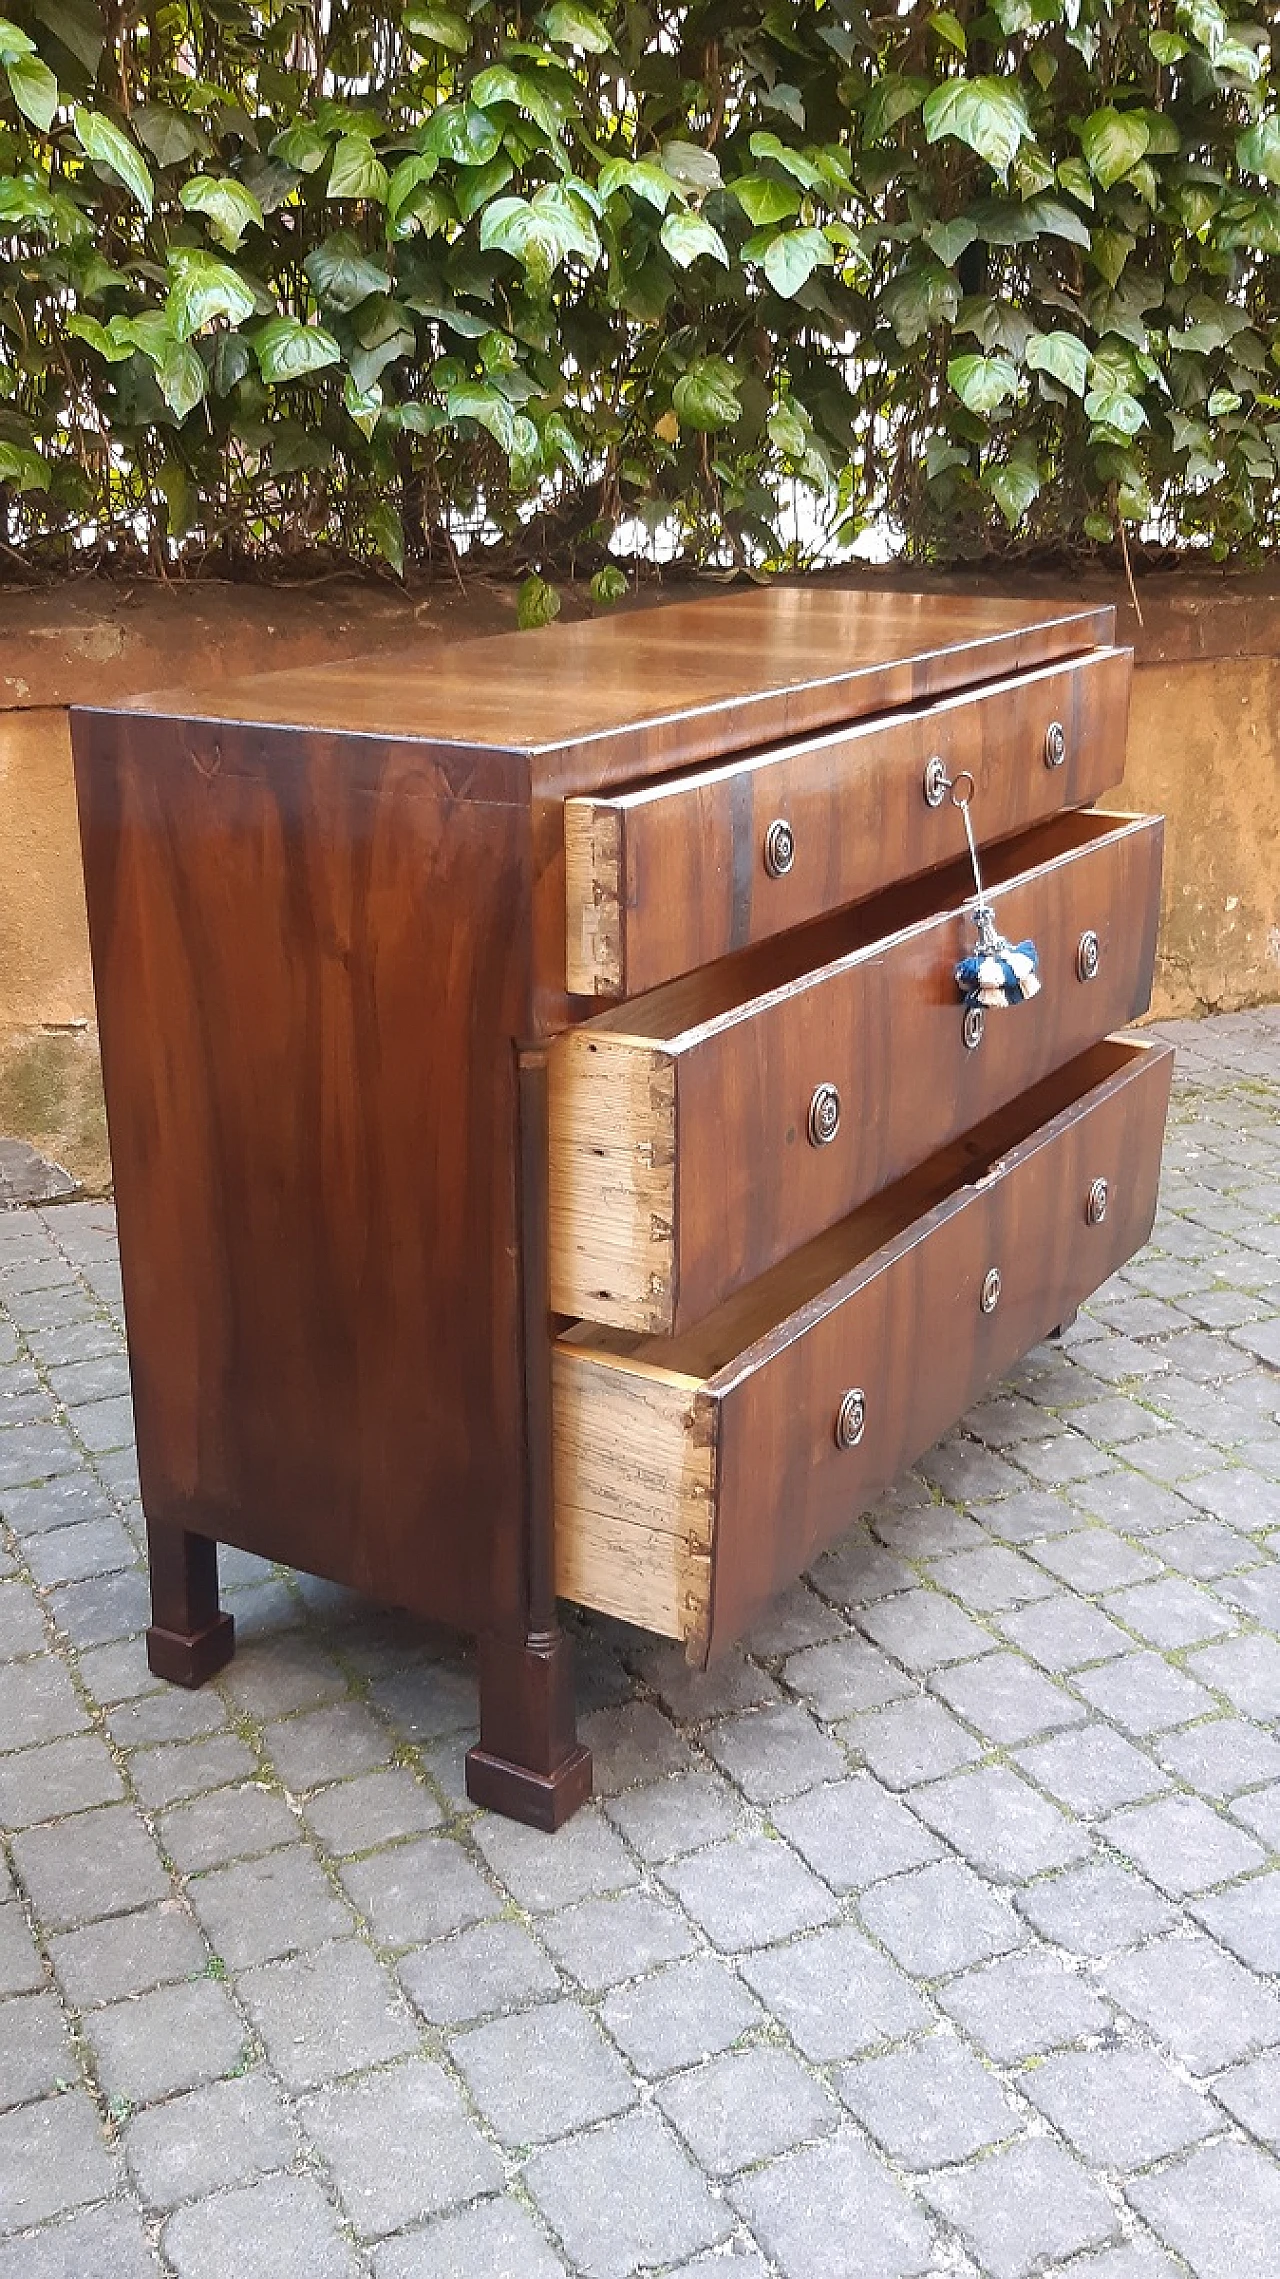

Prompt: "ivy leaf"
[1238,116,1280,186]
[517,571,561,627]
[0,16,34,60]
[446,381,516,453]
[328,135,388,201]
[0,440,49,490]
[767,401,808,456]
[672,356,741,429]
[1080,107,1150,191]
[167,248,257,338]
[158,337,207,419]
[270,119,329,173]
[986,456,1040,527]
[66,311,134,361]
[304,232,392,311]
[254,316,342,381]
[6,52,58,132]
[590,564,628,606]
[862,74,929,144]
[74,107,154,215]
[923,76,1032,177]
[598,157,679,212]
[1090,227,1133,288]
[730,173,802,226]
[179,175,263,252]
[762,227,833,297]
[366,499,405,574]
[929,10,967,55]
[404,6,470,52]
[482,186,599,289]
[1084,386,1147,435]
[0,173,55,227]
[421,101,502,167]
[948,351,1018,413]
[923,215,978,266]
[1057,156,1095,208]
[1023,196,1092,249]
[660,139,722,193]
[660,211,729,268]
[1026,330,1090,397]
[344,373,382,438]
[748,132,825,191]
[542,1,612,52]
[882,260,961,345]
[133,104,206,168]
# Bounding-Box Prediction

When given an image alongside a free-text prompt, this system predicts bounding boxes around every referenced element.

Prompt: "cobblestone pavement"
[1,1008,1279,2279]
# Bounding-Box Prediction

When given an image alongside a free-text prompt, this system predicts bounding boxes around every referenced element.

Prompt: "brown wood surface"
[565,646,1133,998]
[550,810,1164,1332]
[551,1038,1173,1655]
[72,710,532,1640]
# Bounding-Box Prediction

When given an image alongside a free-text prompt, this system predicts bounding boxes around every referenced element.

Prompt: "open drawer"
[553,1036,1173,1660]
[565,646,1133,999]
[550,808,1164,1334]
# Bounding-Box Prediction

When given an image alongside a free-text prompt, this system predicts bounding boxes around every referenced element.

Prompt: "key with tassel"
[942,769,1041,1009]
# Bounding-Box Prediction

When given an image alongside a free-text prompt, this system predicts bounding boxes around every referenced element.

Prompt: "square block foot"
[465,1742,592,1830]
[147,1611,236,1688]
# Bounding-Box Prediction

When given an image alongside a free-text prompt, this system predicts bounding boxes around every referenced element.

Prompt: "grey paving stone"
[837,2033,1018,2168]
[923,1542,1058,1612]
[1157,1716,1280,1799]
[931,1650,1088,1745]
[131,1733,258,1810]
[1045,2249,1181,2279]
[805,1524,916,1604]
[602,1769,741,1863]
[108,1687,228,1748]
[1025,2045,1217,2170]
[744,1576,847,1655]
[537,1888,695,1992]
[470,1806,638,1912]
[0,1423,82,1491]
[1193,1871,1280,1971]
[0,1657,88,1752]
[0,1989,75,2109]
[191,1845,353,1969]
[49,1901,207,2007]
[662,2246,770,2279]
[601,1955,763,2079]
[1212,2050,1280,2151]
[630,1640,781,1723]
[363,1659,479,1745]
[1101,1931,1280,2074]
[1017,1861,1177,1959]
[659,1833,838,1953]
[772,1772,942,1891]
[924,2137,1119,2279]
[66,1392,135,1453]
[399,1918,560,2025]
[263,1700,393,1792]
[303,1767,443,1856]
[372,2198,568,2279]
[730,2129,935,2279]
[159,1784,301,1873]
[84,1976,247,2104]
[13,1801,167,1930]
[0,1580,48,1656]
[579,1698,693,1791]
[22,1513,136,1586]
[302,2056,502,2239]
[222,1634,350,1720]
[1072,1650,1216,1736]
[0,2199,160,2279]
[47,1568,150,1649]
[739,1924,930,2060]
[919,1437,1026,1505]
[1103,1575,1237,1650]
[46,1352,132,1406]
[1232,1782,1280,1848]
[1015,1432,1117,1489]
[340,1835,498,1947]
[839,1694,984,1788]
[659,2044,838,2176]
[1148,1517,1257,1580]
[527,2106,731,2279]
[0,1901,44,1996]
[0,1732,123,1826]
[938,1947,1111,2061]
[0,2090,118,2234]
[1128,2139,1280,2279]
[907,1762,1093,1881]
[1184,1465,1280,1531]
[1015,1723,1167,1817]
[1188,1632,1280,1718]
[238,1939,420,2090]
[125,2073,295,2209]
[162,2173,360,2279]
[1101,1793,1266,1895]
[997,1595,1134,1672]
[1123,1430,1223,1484]
[857,1859,1026,1977]
[451,1998,636,2147]
[855,1588,993,1672]
[702,1702,845,1801]
[972,1487,1085,1544]
[1221,1563,1280,1626]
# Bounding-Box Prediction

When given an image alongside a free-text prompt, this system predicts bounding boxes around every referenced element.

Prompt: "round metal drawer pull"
[981,1267,1002,1314]
[924,756,949,808]
[808,1082,841,1147]
[835,1388,866,1449]
[962,1005,985,1052]
[1087,1177,1109,1226]
[763,818,795,878]
[1044,720,1067,769]
[1077,929,1100,983]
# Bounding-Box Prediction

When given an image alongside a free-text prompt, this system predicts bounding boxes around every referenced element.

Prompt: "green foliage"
[0,0,1277,575]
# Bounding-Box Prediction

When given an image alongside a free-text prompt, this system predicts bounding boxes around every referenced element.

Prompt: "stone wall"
[1,570,1276,1190]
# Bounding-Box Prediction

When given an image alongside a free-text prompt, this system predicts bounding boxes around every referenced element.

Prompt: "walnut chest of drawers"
[71,586,1172,1828]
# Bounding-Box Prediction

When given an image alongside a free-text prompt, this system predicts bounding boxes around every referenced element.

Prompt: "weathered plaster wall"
[0,571,1275,1190]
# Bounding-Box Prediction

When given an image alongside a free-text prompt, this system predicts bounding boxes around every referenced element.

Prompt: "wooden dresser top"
[81,585,1116,792]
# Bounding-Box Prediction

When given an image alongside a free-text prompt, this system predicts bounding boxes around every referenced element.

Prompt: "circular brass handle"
[924,756,948,808]
[981,1267,1002,1314]
[835,1388,866,1448]
[1044,720,1067,769]
[763,819,795,879]
[963,1005,985,1052]
[1077,929,1100,983]
[1087,1177,1109,1226]
[808,1083,841,1147]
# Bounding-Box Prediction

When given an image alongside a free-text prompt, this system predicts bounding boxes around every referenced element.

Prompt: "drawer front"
[565,646,1132,999]
[554,1038,1173,1657]
[550,812,1163,1334]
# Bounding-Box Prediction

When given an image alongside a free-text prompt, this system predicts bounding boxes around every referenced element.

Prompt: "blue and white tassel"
[947,772,1040,1010]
